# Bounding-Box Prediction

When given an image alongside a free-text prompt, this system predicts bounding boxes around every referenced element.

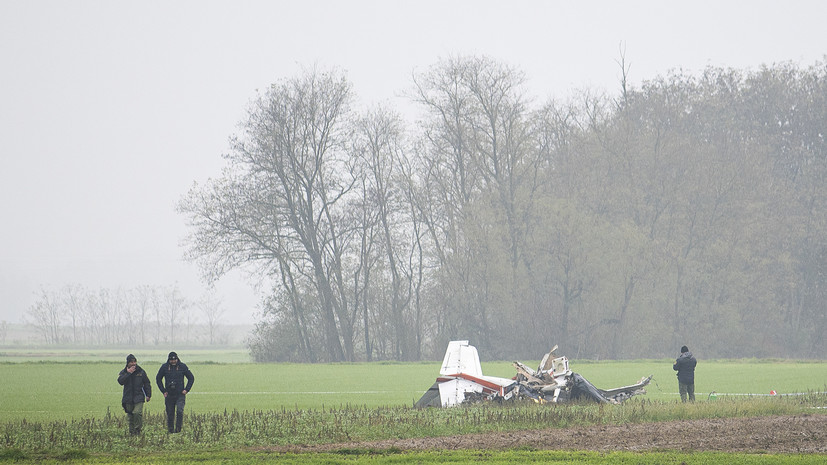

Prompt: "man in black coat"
[673,345,697,402]
[117,354,151,435]
[156,351,195,433]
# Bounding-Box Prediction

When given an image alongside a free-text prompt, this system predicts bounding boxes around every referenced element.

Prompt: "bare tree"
[27,287,62,344]
[151,286,163,345]
[133,285,154,345]
[63,284,86,344]
[163,284,188,346]
[410,56,543,355]
[180,68,359,361]
[199,291,226,345]
[352,106,415,359]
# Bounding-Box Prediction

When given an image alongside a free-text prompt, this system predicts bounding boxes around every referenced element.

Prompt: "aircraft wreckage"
[415,340,652,407]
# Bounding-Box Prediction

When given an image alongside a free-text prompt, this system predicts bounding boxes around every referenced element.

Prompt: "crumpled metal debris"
[416,341,652,407]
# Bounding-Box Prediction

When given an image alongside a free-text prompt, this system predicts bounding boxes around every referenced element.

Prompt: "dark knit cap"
[168,351,178,360]
[680,346,689,353]
[126,354,137,363]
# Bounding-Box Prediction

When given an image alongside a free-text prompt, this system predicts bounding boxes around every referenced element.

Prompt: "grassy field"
[1,396,825,463]
[1,350,825,463]
[2,448,826,464]
[1,354,825,422]
[0,360,438,421]
[0,347,253,363]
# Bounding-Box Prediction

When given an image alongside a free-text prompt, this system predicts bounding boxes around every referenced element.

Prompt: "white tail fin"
[439,340,482,377]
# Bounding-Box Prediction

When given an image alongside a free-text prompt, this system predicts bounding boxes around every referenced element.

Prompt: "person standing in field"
[673,345,697,402]
[118,354,151,435]
[155,351,194,433]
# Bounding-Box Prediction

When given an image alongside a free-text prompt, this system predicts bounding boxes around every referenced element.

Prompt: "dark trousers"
[123,402,144,434]
[164,395,186,432]
[679,382,695,402]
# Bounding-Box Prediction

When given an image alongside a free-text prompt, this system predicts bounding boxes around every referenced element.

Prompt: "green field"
[1,351,825,463]
[0,347,252,363]
[1,360,437,421]
[2,449,826,465]
[1,354,825,422]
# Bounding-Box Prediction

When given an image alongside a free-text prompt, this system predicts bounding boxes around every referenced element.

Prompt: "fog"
[1,0,824,327]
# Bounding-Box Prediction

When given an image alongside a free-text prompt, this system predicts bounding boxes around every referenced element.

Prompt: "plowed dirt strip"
[281,414,827,453]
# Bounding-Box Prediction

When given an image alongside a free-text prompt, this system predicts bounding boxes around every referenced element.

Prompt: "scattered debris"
[416,340,652,407]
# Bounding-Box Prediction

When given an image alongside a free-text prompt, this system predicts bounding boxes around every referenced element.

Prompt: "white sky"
[1,0,825,325]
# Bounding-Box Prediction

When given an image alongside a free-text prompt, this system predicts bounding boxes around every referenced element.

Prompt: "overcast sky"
[1,1,825,326]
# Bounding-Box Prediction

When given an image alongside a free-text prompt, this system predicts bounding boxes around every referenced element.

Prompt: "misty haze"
[2,2,825,363]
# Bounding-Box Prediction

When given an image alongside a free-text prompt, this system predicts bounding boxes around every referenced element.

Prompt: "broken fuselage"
[415,340,651,407]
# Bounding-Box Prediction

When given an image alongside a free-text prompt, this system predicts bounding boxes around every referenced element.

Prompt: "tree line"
[179,56,827,362]
[25,284,229,346]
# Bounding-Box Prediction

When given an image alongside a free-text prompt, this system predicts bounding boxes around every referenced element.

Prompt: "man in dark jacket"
[117,354,151,435]
[673,345,697,402]
[156,351,195,433]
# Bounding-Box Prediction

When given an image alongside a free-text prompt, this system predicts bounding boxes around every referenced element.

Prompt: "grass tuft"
[59,448,89,460]
[0,448,28,461]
